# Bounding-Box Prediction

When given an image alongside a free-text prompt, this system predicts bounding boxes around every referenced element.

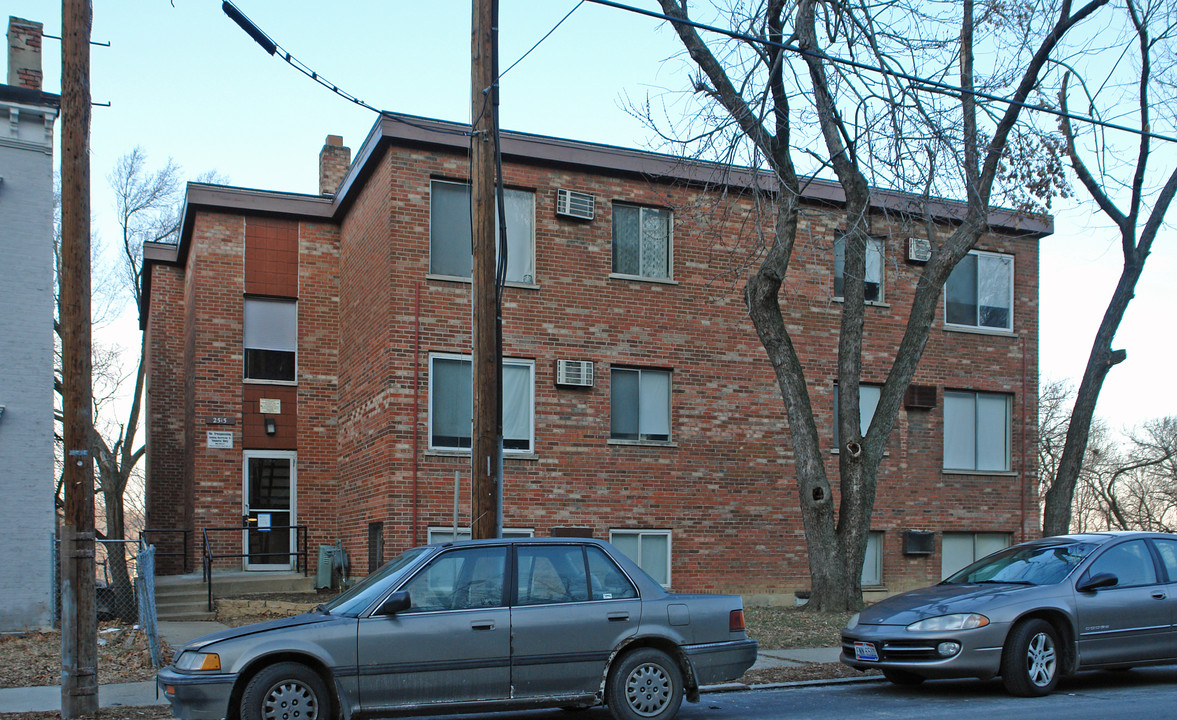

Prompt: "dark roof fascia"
[140,183,332,329]
[329,111,1052,237]
[0,83,60,109]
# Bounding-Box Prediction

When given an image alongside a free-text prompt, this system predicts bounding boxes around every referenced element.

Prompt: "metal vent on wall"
[907,236,932,263]
[555,359,594,387]
[556,188,595,220]
[904,384,937,410]
[903,530,935,555]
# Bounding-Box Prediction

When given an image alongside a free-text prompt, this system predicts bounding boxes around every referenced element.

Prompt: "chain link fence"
[52,536,163,667]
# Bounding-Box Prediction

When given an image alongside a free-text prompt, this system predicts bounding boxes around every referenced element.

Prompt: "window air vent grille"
[556,188,595,220]
[555,360,594,387]
[905,384,937,410]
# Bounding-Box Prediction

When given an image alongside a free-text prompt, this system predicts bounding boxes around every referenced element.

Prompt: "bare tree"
[1082,418,1177,532]
[652,0,1108,610]
[53,148,196,604]
[1039,0,1177,535]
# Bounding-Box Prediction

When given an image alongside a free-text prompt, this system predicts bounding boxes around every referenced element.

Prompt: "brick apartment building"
[141,113,1044,602]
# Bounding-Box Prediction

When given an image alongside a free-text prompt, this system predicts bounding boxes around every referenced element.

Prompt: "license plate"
[854,641,879,662]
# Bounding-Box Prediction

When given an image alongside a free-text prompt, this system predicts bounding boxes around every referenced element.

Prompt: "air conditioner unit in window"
[556,188,595,220]
[555,359,594,387]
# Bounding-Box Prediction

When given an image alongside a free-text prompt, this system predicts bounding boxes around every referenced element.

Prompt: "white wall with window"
[610,368,671,442]
[244,297,297,383]
[945,250,1013,331]
[941,532,1010,579]
[610,529,671,587]
[832,384,881,447]
[943,391,1012,472]
[429,180,536,284]
[861,531,884,586]
[428,354,535,453]
[834,236,885,303]
[611,203,671,280]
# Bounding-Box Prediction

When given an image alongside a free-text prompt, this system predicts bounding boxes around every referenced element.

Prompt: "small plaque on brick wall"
[259,398,281,414]
[206,416,235,426]
[207,431,234,449]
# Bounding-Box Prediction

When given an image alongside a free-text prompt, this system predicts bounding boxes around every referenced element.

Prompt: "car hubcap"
[625,662,672,717]
[262,680,318,720]
[1026,631,1056,687]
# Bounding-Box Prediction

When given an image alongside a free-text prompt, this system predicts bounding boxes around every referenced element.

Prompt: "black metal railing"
[140,528,191,574]
[200,524,308,611]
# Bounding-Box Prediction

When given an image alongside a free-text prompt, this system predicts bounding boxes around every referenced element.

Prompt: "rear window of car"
[588,546,637,600]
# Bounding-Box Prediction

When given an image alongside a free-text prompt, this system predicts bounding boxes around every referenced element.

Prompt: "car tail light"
[729,609,746,632]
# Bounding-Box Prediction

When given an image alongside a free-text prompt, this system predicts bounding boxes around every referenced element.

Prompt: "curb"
[703,674,886,693]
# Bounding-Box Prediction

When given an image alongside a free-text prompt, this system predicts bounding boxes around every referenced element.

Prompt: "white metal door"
[243,451,297,571]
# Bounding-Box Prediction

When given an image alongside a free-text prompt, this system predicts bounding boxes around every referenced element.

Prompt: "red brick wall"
[149,143,1038,598]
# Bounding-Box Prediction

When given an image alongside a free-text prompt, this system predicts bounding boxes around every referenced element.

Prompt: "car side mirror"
[1077,572,1118,593]
[375,590,411,616]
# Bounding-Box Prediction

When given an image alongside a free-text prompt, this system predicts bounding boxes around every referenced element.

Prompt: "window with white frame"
[429,180,536,284]
[428,354,535,453]
[610,368,671,442]
[861,531,884,586]
[943,391,1012,472]
[612,203,671,280]
[244,297,297,382]
[427,527,534,543]
[834,236,885,302]
[832,384,881,447]
[945,250,1013,331]
[610,529,671,587]
[941,532,1010,579]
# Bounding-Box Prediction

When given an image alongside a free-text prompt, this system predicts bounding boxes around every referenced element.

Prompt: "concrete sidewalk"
[0,620,849,715]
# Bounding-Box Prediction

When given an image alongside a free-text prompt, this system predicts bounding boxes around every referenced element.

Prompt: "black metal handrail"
[200,524,309,611]
[140,528,191,574]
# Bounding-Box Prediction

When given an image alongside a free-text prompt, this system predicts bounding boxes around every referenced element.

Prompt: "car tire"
[240,661,330,720]
[1000,618,1060,697]
[882,668,925,686]
[606,648,684,720]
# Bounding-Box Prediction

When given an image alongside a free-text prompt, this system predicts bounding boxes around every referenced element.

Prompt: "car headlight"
[906,613,989,632]
[845,612,860,630]
[174,650,222,672]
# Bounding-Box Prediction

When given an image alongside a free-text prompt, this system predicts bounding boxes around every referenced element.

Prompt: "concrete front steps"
[154,571,315,621]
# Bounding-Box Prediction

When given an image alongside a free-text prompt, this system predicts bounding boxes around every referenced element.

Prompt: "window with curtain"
[429,180,536,284]
[612,203,671,280]
[610,529,671,587]
[943,391,1012,471]
[941,532,1011,579]
[610,368,671,442]
[861,531,884,586]
[945,250,1013,331]
[832,384,882,447]
[428,354,534,453]
[244,297,297,382]
[833,235,885,302]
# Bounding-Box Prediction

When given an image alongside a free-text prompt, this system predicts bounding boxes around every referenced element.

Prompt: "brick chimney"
[7,17,43,91]
[318,135,351,196]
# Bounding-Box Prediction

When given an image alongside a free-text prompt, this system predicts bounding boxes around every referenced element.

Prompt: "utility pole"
[60,0,97,716]
[470,0,502,539]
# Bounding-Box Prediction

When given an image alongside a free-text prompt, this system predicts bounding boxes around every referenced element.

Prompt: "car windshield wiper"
[974,579,1035,586]
[313,603,331,615]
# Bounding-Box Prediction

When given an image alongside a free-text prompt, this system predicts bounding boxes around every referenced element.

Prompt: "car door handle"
[607,612,630,622]
[471,620,496,631]
[1152,591,1167,600]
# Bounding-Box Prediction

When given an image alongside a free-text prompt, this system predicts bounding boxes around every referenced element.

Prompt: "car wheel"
[240,661,330,720]
[1000,618,1060,697]
[606,648,684,720]
[882,668,925,686]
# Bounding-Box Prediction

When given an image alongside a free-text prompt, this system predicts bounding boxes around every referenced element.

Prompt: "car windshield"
[944,541,1099,586]
[322,547,430,616]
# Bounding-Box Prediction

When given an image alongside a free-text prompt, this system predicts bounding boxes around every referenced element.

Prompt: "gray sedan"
[159,537,756,720]
[841,531,1177,696]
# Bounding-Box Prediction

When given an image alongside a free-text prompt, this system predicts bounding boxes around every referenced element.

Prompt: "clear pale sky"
[13,0,1174,433]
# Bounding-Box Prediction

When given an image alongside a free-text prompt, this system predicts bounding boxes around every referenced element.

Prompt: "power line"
[583,0,1177,145]
[221,1,470,138]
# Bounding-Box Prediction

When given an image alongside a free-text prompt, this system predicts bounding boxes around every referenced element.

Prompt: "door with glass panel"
[243,451,296,570]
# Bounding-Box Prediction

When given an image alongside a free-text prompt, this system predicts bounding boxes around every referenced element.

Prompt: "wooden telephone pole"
[470,0,502,539]
[60,0,97,716]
